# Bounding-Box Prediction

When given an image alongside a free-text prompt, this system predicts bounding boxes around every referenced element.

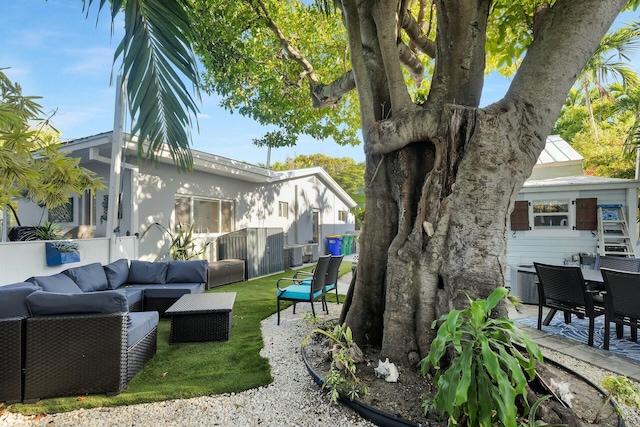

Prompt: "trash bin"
[326,235,342,256]
[342,235,354,255]
[340,235,349,255]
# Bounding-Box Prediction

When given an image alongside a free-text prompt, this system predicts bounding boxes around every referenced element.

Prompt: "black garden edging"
[301,338,624,427]
[301,342,422,427]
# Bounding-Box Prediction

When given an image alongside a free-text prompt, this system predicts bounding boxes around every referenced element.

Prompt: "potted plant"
[34,221,81,266]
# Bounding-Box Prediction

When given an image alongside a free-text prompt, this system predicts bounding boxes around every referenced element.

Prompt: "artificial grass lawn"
[9,262,352,415]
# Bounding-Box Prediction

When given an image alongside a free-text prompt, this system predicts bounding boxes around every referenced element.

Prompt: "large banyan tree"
[184,0,638,366]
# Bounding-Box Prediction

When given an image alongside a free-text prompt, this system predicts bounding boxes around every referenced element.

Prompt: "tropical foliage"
[421,288,542,427]
[82,0,201,171]
[0,70,103,210]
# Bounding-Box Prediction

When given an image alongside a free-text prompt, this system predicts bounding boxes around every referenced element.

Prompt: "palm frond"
[83,0,201,171]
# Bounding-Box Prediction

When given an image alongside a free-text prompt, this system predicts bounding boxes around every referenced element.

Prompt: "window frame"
[278,201,289,219]
[174,195,235,234]
[531,199,571,230]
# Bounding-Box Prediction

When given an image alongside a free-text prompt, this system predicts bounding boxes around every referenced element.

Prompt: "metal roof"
[536,135,583,165]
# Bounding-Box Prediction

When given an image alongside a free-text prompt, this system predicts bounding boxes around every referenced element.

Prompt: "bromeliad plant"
[421,287,543,427]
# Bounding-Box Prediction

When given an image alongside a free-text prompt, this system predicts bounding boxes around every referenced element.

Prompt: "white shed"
[506,136,640,288]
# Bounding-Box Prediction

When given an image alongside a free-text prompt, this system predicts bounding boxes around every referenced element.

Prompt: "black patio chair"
[533,262,605,347]
[276,255,331,325]
[595,255,640,272]
[600,268,640,350]
[294,254,344,306]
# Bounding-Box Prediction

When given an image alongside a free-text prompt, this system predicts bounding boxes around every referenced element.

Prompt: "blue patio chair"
[276,255,331,325]
[294,255,344,306]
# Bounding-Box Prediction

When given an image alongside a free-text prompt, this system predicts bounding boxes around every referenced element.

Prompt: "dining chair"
[600,268,640,350]
[533,262,605,347]
[276,255,331,325]
[294,255,344,306]
[595,255,640,272]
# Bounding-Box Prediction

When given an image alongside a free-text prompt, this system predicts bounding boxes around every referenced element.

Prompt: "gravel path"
[2,287,639,426]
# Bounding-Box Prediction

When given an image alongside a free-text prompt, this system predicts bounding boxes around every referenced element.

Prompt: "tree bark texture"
[342,0,629,367]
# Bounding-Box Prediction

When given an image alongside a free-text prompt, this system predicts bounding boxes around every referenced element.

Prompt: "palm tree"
[577,21,640,140]
[83,0,201,171]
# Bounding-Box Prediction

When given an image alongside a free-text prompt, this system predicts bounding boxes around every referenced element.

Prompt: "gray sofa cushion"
[0,283,40,318]
[127,311,159,347]
[103,259,130,290]
[166,260,208,284]
[143,283,204,299]
[26,290,128,316]
[63,263,109,292]
[128,260,168,284]
[27,273,82,293]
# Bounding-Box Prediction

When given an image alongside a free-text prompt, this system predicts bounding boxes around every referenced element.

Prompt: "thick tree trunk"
[347,103,541,367]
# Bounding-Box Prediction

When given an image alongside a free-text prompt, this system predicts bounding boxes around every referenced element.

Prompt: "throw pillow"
[127,260,168,284]
[27,273,82,293]
[103,258,130,289]
[63,263,109,292]
[166,260,208,283]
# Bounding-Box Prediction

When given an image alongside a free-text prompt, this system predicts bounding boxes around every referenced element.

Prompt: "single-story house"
[5,131,357,264]
[507,135,640,289]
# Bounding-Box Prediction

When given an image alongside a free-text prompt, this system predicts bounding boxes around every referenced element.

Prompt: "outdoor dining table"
[517,265,603,284]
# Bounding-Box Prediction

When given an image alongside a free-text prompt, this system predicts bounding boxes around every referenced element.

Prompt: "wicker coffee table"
[165,293,236,344]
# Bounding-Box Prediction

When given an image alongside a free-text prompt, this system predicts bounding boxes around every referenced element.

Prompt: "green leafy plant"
[594,375,640,423]
[140,222,210,261]
[33,221,63,240]
[421,287,543,427]
[305,323,368,403]
[48,240,79,253]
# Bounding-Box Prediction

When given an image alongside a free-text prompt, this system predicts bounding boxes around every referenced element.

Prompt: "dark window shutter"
[575,197,597,230]
[510,201,530,231]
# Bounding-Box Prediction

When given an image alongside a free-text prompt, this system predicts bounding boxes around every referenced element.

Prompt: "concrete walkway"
[335,256,640,382]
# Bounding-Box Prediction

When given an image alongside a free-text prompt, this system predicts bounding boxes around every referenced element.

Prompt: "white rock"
[374,358,399,383]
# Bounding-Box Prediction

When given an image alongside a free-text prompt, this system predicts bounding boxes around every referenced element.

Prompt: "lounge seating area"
[0,258,209,404]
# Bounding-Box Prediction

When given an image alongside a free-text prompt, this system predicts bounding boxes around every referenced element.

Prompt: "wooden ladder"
[597,204,636,257]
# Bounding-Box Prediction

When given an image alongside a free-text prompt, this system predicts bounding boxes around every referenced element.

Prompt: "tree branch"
[364,105,440,156]
[371,0,414,112]
[506,0,628,133]
[310,70,357,108]
[428,0,490,108]
[341,0,376,127]
[401,9,436,58]
[397,41,425,88]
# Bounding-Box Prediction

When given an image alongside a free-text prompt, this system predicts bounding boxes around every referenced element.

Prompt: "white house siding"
[133,162,354,261]
[506,185,639,288]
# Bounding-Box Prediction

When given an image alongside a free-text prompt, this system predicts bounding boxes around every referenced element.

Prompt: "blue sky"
[1,1,638,166]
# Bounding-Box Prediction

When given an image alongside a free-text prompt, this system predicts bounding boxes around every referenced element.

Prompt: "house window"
[278,201,288,218]
[532,200,570,229]
[48,197,74,223]
[338,210,348,222]
[174,196,234,233]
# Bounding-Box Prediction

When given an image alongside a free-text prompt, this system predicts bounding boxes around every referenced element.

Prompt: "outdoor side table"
[165,293,236,344]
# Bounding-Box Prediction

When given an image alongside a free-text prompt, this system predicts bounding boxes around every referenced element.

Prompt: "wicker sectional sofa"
[0,258,208,404]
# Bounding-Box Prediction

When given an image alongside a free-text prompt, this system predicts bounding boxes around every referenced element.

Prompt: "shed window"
[532,200,570,229]
[338,210,348,222]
